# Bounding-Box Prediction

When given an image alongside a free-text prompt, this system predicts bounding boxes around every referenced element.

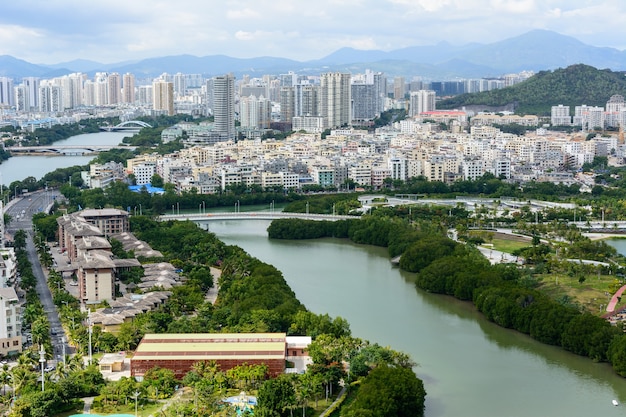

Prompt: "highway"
[4,190,72,362]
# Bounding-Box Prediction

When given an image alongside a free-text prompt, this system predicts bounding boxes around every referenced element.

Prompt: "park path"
[606,285,626,313]
[319,386,347,417]
[205,267,221,304]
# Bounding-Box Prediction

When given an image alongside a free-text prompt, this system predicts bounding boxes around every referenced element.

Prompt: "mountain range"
[1,29,626,80]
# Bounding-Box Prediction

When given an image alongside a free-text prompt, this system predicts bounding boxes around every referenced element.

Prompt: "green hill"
[437,64,626,116]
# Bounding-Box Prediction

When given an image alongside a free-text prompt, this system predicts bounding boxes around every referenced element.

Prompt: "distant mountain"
[1,30,626,80]
[0,55,56,78]
[454,29,626,73]
[45,59,105,72]
[437,64,626,115]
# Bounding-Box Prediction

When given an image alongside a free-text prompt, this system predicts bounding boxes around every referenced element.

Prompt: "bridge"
[570,221,626,232]
[158,212,358,222]
[99,120,152,132]
[6,144,137,155]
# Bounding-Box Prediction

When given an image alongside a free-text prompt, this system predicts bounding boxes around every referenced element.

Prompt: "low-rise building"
[131,333,290,380]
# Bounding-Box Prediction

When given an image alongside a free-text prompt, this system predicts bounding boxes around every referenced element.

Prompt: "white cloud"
[1,0,625,63]
[490,0,537,14]
[227,8,261,19]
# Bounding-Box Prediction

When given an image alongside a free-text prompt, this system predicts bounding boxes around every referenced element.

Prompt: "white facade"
[551,105,571,126]
[409,90,436,117]
[0,287,21,357]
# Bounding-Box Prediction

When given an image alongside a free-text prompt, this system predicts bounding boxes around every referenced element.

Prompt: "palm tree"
[0,364,10,396]
[9,366,36,397]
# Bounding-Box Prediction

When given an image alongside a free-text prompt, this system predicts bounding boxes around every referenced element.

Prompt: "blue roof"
[128,184,165,195]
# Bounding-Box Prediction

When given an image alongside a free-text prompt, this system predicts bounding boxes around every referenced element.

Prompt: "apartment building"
[0,287,21,357]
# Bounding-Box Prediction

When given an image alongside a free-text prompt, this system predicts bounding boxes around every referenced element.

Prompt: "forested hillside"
[438,64,626,115]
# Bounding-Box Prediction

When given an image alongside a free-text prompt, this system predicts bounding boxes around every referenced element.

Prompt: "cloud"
[0,0,625,64]
[490,0,537,14]
[227,8,261,19]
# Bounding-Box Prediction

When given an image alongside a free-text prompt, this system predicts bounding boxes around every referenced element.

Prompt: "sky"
[1,0,625,65]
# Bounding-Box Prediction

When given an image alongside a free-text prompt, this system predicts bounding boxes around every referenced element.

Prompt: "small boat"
[612,399,619,406]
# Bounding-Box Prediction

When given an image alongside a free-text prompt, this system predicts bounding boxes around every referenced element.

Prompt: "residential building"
[551,105,571,126]
[409,90,436,117]
[122,73,136,104]
[211,73,236,141]
[0,287,21,357]
[152,80,175,116]
[0,77,13,107]
[320,72,351,129]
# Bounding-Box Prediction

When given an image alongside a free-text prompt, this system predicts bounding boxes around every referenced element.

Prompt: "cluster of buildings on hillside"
[80,119,622,196]
[56,208,181,302]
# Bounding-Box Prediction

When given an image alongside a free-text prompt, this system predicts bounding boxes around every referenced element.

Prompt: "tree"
[151,173,164,188]
[257,375,296,417]
[343,365,426,417]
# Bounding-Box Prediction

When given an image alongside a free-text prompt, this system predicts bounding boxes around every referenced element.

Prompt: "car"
[44,365,55,372]
[0,360,7,365]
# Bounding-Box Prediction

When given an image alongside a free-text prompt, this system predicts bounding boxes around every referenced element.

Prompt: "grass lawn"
[536,273,623,315]
[490,237,530,254]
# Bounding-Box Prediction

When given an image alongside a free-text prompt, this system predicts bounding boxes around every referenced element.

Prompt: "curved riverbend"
[208,219,626,417]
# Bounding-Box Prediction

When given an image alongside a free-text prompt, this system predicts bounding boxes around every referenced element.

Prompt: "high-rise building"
[107,73,121,105]
[152,80,175,115]
[38,81,62,112]
[279,86,295,122]
[58,73,85,109]
[137,85,153,106]
[22,77,40,109]
[123,73,136,104]
[173,72,186,97]
[409,90,436,117]
[320,72,351,129]
[299,84,319,117]
[240,95,272,129]
[14,85,29,112]
[211,73,236,141]
[551,105,571,126]
[606,95,625,128]
[574,105,604,130]
[351,70,386,121]
[0,77,14,107]
[93,73,109,106]
[393,76,405,99]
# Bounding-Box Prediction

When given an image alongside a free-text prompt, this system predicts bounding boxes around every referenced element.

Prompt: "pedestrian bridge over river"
[6,144,136,155]
[158,212,357,222]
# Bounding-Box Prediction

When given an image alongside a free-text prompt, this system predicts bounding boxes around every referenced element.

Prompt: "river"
[0,131,132,185]
[4,131,626,416]
[207,219,626,417]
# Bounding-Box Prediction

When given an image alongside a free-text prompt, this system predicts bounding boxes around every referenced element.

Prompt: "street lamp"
[134,391,140,417]
[39,345,46,392]
[88,310,92,365]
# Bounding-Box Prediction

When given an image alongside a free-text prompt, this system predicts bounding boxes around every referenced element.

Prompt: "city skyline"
[1,1,625,65]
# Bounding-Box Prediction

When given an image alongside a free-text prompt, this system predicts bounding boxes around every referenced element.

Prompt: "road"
[4,189,71,361]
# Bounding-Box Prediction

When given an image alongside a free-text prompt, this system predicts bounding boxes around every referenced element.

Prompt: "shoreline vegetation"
[266,215,626,378]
